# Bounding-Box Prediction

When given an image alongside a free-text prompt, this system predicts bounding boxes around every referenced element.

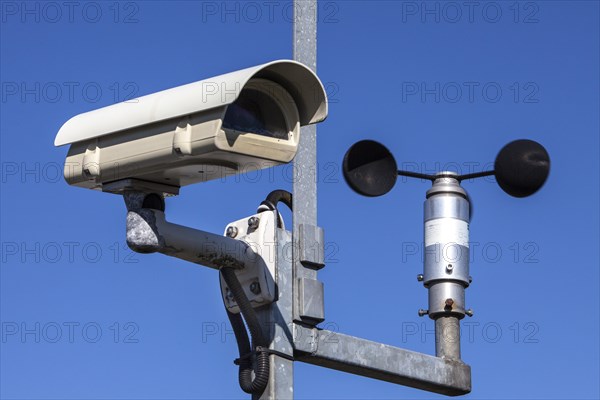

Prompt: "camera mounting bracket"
[219,211,278,313]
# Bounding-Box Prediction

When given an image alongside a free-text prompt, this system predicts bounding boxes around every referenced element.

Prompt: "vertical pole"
[293,0,317,250]
[254,230,295,400]
[257,4,320,398]
[293,0,318,236]
[435,316,461,360]
[293,0,324,320]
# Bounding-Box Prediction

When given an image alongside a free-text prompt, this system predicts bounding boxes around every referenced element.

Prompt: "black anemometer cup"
[494,139,550,198]
[342,140,398,197]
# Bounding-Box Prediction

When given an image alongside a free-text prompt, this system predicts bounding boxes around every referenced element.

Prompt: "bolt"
[250,281,261,295]
[465,309,474,317]
[446,264,453,273]
[444,298,454,311]
[225,288,234,300]
[469,276,473,284]
[417,274,424,282]
[248,216,260,229]
[226,226,238,238]
[418,309,429,317]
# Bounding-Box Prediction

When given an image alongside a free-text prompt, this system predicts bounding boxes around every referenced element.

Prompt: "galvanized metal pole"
[255,2,321,399]
[435,317,461,360]
[293,0,318,237]
[292,0,326,325]
[254,229,295,400]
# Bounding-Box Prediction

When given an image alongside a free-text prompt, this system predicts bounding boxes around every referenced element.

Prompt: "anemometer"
[342,138,550,358]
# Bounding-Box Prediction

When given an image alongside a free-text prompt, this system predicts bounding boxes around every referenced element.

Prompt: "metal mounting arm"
[123,191,252,270]
[294,325,471,396]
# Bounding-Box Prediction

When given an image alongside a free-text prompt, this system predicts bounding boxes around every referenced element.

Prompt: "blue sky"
[1,1,599,399]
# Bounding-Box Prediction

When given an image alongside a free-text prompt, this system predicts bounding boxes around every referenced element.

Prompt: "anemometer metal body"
[423,173,471,359]
[423,174,471,319]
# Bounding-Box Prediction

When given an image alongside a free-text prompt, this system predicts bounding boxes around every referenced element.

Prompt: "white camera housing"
[54,60,328,192]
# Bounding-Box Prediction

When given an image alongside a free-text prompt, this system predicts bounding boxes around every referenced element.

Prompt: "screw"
[469,276,473,284]
[417,274,424,282]
[418,309,429,317]
[226,226,238,238]
[225,288,234,300]
[446,264,453,273]
[465,309,474,317]
[248,217,260,229]
[250,281,261,295]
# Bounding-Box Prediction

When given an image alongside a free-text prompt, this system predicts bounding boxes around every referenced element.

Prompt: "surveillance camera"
[54,60,328,193]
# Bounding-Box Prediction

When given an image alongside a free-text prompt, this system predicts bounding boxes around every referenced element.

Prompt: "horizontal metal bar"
[149,211,250,269]
[457,170,495,181]
[293,325,471,396]
[123,192,252,270]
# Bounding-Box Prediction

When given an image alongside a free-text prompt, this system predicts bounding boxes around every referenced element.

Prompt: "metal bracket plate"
[220,211,277,313]
[104,178,180,196]
[298,224,325,269]
[298,277,325,323]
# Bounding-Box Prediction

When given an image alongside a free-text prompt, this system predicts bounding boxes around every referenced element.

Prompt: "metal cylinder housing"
[423,173,470,320]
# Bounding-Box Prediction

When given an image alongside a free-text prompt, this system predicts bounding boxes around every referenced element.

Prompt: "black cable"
[234,346,294,364]
[221,267,269,395]
[265,190,293,211]
[258,190,293,228]
[220,189,294,394]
